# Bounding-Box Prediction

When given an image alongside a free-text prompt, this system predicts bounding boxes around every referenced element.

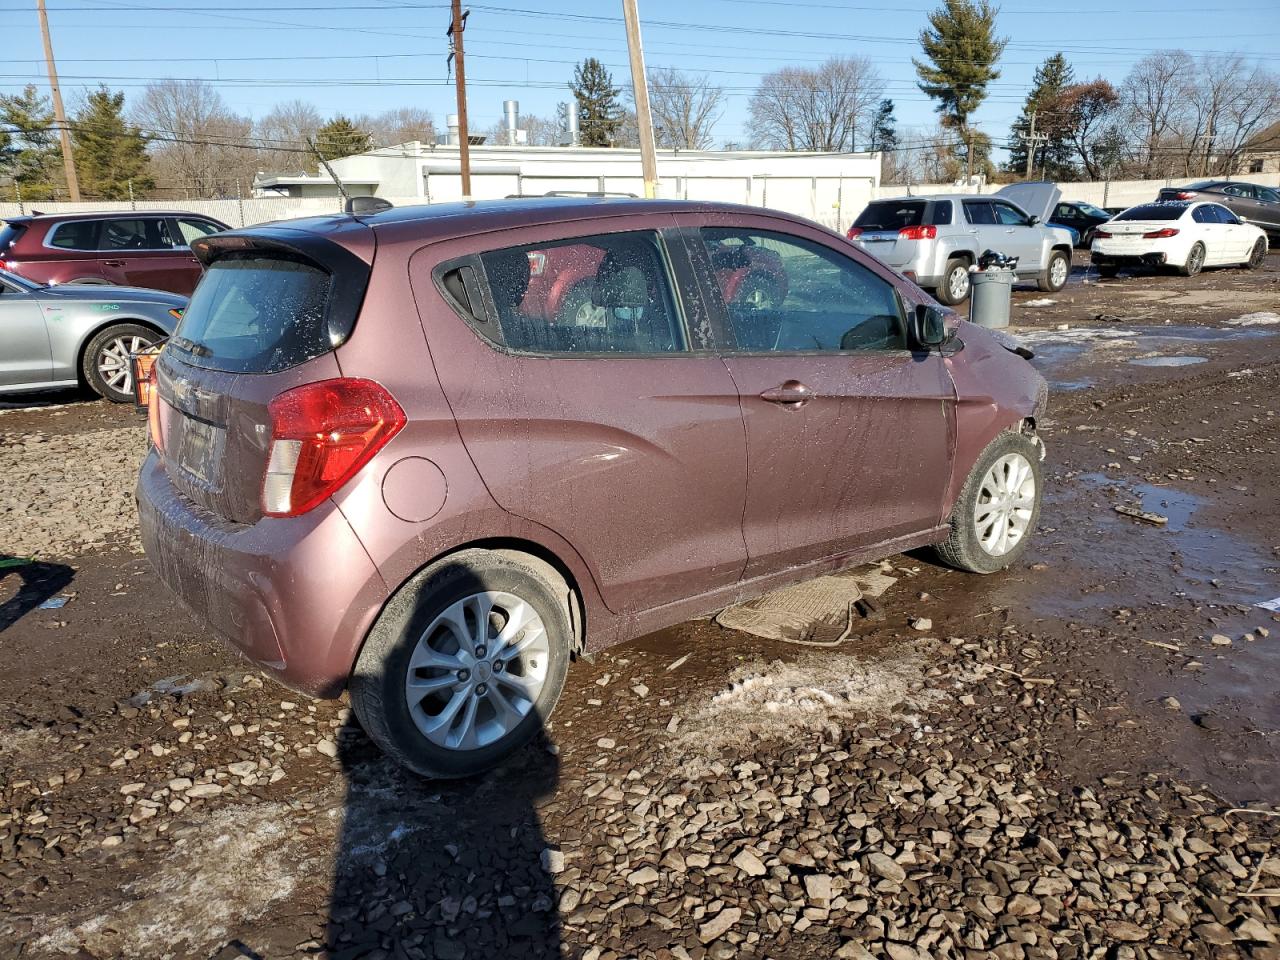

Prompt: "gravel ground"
[1,254,1279,959]
[0,425,147,559]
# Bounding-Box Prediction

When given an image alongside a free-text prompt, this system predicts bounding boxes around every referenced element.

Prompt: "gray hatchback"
[848,182,1075,305]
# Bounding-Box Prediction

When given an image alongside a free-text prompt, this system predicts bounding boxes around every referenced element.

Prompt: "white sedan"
[1090,200,1269,278]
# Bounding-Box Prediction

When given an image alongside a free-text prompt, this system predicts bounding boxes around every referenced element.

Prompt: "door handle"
[760,380,812,408]
[103,259,125,267]
[189,258,200,263]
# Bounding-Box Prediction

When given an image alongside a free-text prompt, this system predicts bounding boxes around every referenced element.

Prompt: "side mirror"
[1239,215,1250,223]
[1028,215,1041,225]
[913,304,949,349]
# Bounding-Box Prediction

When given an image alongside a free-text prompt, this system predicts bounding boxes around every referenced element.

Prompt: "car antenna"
[307,137,351,208]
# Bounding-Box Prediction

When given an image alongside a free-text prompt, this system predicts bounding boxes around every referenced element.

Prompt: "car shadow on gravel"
[0,555,74,632]
[326,668,563,958]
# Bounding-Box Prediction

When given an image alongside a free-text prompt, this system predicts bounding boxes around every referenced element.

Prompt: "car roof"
[3,210,225,224]
[242,196,835,245]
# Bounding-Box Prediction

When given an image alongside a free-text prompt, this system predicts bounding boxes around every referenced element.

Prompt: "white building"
[254,142,883,232]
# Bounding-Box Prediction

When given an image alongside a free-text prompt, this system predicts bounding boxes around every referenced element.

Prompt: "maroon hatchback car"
[0,211,229,295]
[137,198,1047,778]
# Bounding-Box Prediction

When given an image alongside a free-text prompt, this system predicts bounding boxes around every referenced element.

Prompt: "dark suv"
[0,211,230,295]
[137,198,1048,778]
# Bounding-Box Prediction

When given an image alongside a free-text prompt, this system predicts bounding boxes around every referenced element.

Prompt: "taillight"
[1143,227,1179,238]
[898,225,937,240]
[1093,229,1112,239]
[846,227,863,239]
[261,378,406,518]
[146,364,164,453]
[1175,191,1195,200]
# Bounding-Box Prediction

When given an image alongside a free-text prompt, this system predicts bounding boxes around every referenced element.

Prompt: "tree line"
[3,0,1278,200]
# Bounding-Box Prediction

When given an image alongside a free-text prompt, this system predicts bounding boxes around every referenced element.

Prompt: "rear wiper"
[170,335,211,357]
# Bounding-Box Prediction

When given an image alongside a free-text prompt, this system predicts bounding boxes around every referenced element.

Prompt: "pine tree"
[71,86,152,200]
[913,0,1006,177]
[314,116,372,161]
[1007,53,1074,179]
[570,58,623,147]
[868,99,899,153]
[0,85,62,199]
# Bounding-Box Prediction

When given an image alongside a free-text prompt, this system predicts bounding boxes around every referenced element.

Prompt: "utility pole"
[622,0,659,199]
[965,132,973,184]
[1018,110,1049,180]
[36,0,80,201]
[447,0,472,198]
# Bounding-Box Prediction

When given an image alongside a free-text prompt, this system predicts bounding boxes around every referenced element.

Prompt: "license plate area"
[176,416,225,485]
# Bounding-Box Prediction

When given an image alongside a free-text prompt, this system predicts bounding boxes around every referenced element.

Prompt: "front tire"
[1180,242,1205,277]
[1038,250,1071,292]
[82,323,158,403]
[932,430,1043,574]
[934,257,972,306]
[1246,237,1266,269]
[1095,264,1119,279]
[350,549,572,779]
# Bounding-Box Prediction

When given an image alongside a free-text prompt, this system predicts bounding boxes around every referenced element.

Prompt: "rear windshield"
[854,201,929,230]
[1115,203,1185,221]
[0,222,28,254]
[169,253,333,373]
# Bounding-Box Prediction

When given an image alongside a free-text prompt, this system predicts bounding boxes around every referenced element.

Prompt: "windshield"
[1115,203,1186,221]
[854,200,928,231]
[169,253,333,373]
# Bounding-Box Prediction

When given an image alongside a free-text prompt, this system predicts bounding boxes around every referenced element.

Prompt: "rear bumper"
[1091,251,1167,267]
[136,451,389,698]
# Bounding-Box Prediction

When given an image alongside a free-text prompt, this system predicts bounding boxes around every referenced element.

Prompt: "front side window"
[475,231,685,355]
[993,202,1030,226]
[1212,205,1240,225]
[963,201,997,225]
[1260,187,1280,203]
[700,228,905,353]
[100,218,175,251]
[47,220,100,250]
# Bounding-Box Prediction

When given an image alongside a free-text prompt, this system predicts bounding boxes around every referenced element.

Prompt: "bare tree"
[255,99,322,173]
[646,67,724,149]
[747,57,885,151]
[1057,79,1121,179]
[132,79,258,196]
[1118,50,1192,178]
[357,107,438,149]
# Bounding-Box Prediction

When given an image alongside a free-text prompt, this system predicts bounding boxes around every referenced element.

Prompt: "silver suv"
[847,182,1075,305]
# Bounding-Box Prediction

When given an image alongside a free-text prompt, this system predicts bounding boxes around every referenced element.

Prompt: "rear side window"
[47,220,101,250]
[963,201,997,225]
[175,218,222,245]
[0,222,27,254]
[101,218,175,250]
[931,201,953,226]
[474,231,685,355]
[1222,184,1253,198]
[169,254,332,373]
[854,201,926,231]
[1117,204,1184,221]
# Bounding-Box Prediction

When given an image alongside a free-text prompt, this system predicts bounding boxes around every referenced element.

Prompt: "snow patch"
[1014,326,1138,345]
[1022,298,1058,307]
[672,643,942,762]
[1226,311,1280,326]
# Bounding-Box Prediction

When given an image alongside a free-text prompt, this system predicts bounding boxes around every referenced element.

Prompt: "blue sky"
[4,0,1279,156]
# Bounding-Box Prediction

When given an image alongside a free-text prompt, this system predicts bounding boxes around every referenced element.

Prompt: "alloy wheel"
[948,266,969,301]
[96,334,151,394]
[404,591,550,751]
[1050,256,1069,288]
[974,453,1036,557]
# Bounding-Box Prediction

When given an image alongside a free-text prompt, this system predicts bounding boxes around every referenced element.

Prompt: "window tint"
[176,218,222,245]
[1213,205,1240,225]
[931,201,953,225]
[170,254,332,373]
[100,218,175,251]
[853,200,926,231]
[1221,184,1253,198]
[1260,187,1280,203]
[477,231,684,355]
[963,201,997,225]
[1116,204,1185,221]
[700,228,904,353]
[47,220,100,250]
[993,202,1029,226]
[1053,203,1073,220]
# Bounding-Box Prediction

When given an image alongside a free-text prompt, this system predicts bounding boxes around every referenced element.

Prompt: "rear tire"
[1038,250,1071,292]
[350,549,572,779]
[932,430,1043,575]
[1180,242,1205,277]
[1246,237,1266,269]
[81,323,158,403]
[934,257,971,306]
